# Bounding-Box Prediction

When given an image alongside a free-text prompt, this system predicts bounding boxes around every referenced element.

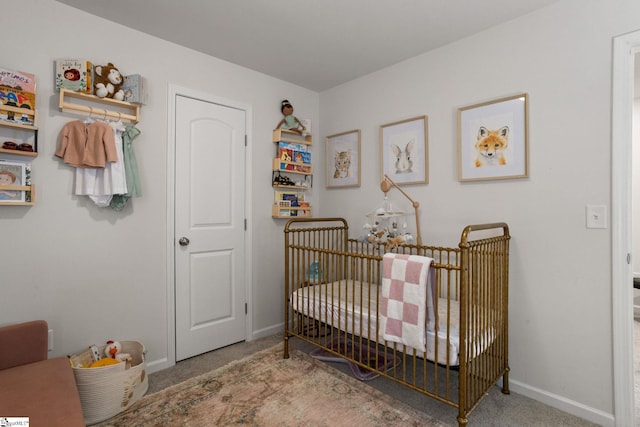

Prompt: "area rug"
[94,343,447,427]
[310,336,399,381]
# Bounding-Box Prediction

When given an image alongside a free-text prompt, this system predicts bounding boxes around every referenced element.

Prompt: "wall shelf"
[0,147,37,157]
[59,89,140,123]
[272,129,312,145]
[0,106,38,153]
[0,184,35,205]
[272,204,312,219]
[272,158,312,175]
[0,118,38,206]
[272,129,313,218]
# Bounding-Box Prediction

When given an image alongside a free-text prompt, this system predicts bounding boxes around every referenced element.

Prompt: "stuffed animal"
[94,63,125,100]
[275,100,306,135]
[104,340,132,363]
[88,357,119,368]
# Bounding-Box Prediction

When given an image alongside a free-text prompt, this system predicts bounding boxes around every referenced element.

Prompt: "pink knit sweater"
[55,120,117,168]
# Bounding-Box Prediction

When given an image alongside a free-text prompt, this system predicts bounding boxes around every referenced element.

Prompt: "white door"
[174,94,246,361]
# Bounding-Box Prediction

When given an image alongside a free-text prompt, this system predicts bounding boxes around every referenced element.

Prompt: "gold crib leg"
[283,335,290,359]
[502,366,511,394]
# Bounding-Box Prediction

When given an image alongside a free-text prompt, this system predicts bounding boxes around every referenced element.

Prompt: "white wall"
[317,0,640,424]
[0,0,318,368]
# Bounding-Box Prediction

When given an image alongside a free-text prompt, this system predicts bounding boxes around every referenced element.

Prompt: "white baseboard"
[145,357,173,375]
[251,322,283,341]
[508,379,615,427]
[146,324,284,376]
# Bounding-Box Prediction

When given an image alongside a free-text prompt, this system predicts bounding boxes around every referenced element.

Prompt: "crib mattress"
[291,279,464,366]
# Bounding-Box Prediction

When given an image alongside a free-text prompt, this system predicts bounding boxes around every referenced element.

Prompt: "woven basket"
[69,341,149,425]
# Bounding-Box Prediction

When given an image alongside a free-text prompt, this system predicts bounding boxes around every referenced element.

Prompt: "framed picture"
[380,116,428,185]
[457,93,529,182]
[326,129,361,188]
[0,160,26,203]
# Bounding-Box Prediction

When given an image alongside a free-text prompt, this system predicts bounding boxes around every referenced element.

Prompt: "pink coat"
[55,121,117,168]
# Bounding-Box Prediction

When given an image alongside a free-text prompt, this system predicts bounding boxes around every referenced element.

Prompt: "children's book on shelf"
[277,142,311,172]
[0,67,36,125]
[55,59,93,93]
[0,88,36,125]
[0,159,27,203]
[277,142,311,166]
[0,68,36,93]
[278,141,308,152]
[121,74,148,104]
[274,190,299,206]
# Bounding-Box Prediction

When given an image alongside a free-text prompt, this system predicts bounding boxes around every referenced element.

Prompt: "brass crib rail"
[283,218,510,427]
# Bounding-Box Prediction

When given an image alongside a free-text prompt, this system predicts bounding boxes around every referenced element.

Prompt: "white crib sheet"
[291,279,463,366]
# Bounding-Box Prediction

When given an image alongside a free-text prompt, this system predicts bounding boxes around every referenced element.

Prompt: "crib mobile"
[363,174,422,251]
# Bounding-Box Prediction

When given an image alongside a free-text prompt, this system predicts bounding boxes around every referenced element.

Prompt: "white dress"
[74,121,128,207]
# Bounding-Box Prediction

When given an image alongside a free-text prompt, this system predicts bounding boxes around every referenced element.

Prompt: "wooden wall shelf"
[0,147,37,157]
[272,158,312,175]
[272,129,312,145]
[0,184,35,205]
[272,204,312,219]
[272,129,313,218]
[59,89,140,123]
[0,115,38,206]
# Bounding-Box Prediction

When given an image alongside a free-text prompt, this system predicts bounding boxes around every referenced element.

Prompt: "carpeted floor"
[146,335,598,426]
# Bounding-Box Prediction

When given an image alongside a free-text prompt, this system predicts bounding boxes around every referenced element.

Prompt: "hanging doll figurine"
[276,99,306,135]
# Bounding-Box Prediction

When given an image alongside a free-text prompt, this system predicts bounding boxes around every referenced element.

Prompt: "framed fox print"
[457,93,529,182]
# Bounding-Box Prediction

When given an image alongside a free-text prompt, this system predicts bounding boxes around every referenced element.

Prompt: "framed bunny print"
[380,115,428,185]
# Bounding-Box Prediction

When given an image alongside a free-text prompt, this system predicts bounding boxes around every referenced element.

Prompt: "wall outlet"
[48,329,53,352]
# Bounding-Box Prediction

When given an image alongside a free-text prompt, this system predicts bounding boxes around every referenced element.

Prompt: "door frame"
[166,84,253,367]
[612,30,640,427]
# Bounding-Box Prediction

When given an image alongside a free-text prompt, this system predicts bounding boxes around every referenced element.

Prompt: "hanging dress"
[74,121,127,207]
[109,125,142,211]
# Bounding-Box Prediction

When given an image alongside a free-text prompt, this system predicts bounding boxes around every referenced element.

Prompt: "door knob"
[179,237,190,246]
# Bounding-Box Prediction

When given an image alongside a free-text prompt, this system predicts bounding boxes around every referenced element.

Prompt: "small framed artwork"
[457,93,529,182]
[380,115,428,185]
[0,160,26,203]
[326,129,361,188]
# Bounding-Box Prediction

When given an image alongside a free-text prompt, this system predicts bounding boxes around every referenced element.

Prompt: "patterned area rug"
[310,336,399,381]
[94,343,447,427]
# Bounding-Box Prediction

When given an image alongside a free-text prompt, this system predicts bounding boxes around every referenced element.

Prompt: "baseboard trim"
[509,379,615,427]
[251,322,283,341]
[145,357,173,375]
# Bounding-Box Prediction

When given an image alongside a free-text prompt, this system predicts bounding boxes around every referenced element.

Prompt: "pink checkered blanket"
[379,253,436,352]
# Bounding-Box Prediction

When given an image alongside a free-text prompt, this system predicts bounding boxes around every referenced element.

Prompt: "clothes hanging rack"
[58,89,140,123]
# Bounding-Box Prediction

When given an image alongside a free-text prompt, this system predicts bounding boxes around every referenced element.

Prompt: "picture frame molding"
[379,115,428,185]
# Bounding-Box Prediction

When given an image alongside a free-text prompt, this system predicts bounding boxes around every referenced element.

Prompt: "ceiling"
[55,0,562,92]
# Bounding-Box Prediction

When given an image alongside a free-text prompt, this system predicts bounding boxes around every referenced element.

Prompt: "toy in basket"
[69,340,148,425]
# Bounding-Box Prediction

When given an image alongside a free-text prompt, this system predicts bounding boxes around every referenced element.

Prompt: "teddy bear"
[93,63,125,100]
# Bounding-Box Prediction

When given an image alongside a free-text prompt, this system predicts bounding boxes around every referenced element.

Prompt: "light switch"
[586,205,607,229]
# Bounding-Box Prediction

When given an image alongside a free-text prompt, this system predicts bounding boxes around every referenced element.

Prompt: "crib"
[282,217,510,427]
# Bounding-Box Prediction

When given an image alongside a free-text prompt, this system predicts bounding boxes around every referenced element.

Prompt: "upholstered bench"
[0,320,85,426]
